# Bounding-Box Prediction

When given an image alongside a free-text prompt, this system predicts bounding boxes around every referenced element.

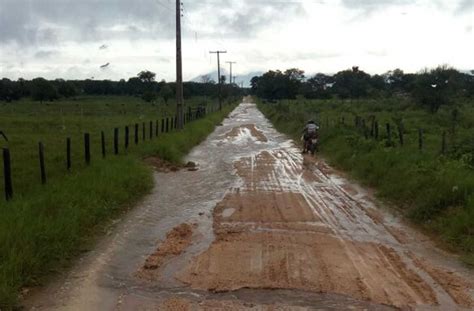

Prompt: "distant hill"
[190,71,263,88]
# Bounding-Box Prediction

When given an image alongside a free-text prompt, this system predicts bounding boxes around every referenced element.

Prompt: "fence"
[2,106,210,201]
[323,114,452,156]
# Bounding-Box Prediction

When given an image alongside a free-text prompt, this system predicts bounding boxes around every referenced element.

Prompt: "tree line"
[250,66,474,113]
[0,70,243,104]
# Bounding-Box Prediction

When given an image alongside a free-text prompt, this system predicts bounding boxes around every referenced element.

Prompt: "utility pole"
[209,50,227,110]
[226,61,236,85]
[175,0,184,129]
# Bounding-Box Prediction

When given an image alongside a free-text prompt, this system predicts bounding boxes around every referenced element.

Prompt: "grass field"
[0,96,218,197]
[258,97,474,266]
[0,95,236,308]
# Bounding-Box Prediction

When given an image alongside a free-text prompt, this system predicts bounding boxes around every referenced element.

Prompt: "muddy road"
[24,101,474,310]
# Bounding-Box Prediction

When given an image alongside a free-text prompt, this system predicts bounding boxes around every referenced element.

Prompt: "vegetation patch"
[0,97,236,308]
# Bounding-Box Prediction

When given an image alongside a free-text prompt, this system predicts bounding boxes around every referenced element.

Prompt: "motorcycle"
[302,133,319,155]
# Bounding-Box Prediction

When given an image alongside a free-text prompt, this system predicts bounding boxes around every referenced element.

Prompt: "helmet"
[308,120,315,124]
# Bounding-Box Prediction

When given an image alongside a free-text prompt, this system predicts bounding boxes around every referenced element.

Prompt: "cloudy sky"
[0,0,472,83]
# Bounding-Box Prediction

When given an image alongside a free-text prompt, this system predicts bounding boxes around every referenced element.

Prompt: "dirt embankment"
[137,223,194,280]
[144,157,198,172]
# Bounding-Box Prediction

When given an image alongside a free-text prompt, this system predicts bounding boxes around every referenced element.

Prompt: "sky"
[0,0,473,84]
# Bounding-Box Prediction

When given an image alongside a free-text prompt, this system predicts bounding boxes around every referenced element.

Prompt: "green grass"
[0,95,218,196]
[0,96,236,308]
[258,97,474,264]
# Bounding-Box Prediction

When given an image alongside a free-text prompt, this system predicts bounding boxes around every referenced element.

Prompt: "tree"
[250,69,305,100]
[137,70,156,84]
[284,68,305,98]
[412,65,459,113]
[302,73,333,99]
[333,67,371,99]
[126,77,144,95]
[137,70,157,102]
[159,83,173,104]
[31,78,58,103]
[0,78,21,102]
[57,80,78,98]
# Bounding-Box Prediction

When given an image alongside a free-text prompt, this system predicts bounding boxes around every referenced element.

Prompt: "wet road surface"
[24,101,474,310]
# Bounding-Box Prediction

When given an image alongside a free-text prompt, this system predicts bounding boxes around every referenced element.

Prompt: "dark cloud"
[214,1,305,38]
[456,0,473,14]
[0,0,176,45]
[0,0,305,45]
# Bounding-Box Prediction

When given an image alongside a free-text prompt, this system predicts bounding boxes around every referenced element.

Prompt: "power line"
[156,0,173,12]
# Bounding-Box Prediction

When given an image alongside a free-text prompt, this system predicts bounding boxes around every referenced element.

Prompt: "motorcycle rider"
[302,120,319,153]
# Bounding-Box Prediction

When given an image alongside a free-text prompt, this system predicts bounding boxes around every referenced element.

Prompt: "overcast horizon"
[0,0,473,83]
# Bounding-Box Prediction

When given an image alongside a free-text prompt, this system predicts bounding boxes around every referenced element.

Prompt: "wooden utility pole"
[210,50,227,110]
[175,0,184,129]
[226,61,236,85]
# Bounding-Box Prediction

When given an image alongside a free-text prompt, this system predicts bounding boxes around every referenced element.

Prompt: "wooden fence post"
[101,131,106,158]
[418,128,424,151]
[125,126,129,150]
[114,128,119,155]
[134,123,139,144]
[3,148,13,200]
[84,133,91,165]
[38,142,46,184]
[386,123,392,146]
[66,138,71,171]
[142,122,146,141]
[441,131,447,154]
[149,121,153,139]
[161,118,165,133]
[166,118,169,133]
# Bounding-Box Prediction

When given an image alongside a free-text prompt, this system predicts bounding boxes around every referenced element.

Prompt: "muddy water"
[24,102,473,310]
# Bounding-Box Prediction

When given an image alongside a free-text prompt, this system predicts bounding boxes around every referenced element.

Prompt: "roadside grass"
[0,96,235,308]
[0,95,214,196]
[258,98,474,263]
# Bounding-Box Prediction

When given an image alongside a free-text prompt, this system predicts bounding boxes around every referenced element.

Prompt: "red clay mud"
[409,253,473,307]
[144,157,198,172]
[137,223,194,279]
[179,145,474,309]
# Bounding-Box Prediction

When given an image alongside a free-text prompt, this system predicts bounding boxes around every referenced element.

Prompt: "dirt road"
[24,101,474,310]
